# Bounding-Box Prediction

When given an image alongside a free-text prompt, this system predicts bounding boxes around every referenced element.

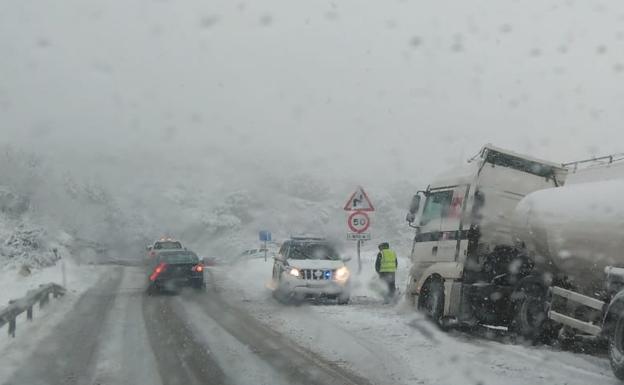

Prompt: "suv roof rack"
[289,236,326,241]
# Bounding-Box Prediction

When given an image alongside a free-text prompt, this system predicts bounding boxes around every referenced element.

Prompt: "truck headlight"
[288,267,301,278]
[334,266,350,283]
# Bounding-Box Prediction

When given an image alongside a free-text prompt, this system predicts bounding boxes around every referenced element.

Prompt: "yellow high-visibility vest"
[379,249,397,273]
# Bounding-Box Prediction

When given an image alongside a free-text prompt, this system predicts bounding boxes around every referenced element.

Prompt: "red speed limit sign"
[348,211,370,233]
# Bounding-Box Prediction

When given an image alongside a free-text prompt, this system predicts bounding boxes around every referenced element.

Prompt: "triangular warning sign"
[344,186,375,211]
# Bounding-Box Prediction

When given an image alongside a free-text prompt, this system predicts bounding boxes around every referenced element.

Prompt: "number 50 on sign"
[348,211,370,233]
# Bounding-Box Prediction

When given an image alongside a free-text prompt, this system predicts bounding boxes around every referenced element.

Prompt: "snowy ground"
[0,257,617,385]
[0,259,103,306]
[0,263,112,381]
[213,256,618,385]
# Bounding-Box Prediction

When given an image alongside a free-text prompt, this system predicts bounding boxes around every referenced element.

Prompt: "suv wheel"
[337,293,350,305]
[147,283,159,296]
[273,276,291,303]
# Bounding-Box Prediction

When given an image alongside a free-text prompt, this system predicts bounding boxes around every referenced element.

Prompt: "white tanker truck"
[405,144,624,379]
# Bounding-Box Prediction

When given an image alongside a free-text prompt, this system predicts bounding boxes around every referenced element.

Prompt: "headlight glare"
[334,266,350,282]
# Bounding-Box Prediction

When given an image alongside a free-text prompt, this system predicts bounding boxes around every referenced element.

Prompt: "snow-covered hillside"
[0,146,136,289]
[0,144,419,273]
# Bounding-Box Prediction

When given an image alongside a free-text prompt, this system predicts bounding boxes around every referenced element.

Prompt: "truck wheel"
[406,277,417,307]
[510,283,548,342]
[419,279,444,325]
[609,312,624,380]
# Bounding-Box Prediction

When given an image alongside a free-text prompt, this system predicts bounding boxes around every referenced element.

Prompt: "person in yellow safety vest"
[375,242,397,303]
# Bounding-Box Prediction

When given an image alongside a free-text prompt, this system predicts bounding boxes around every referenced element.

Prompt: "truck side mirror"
[406,194,421,223]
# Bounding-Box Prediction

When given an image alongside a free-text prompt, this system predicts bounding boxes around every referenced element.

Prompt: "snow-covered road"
[215,257,618,385]
[1,265,373,385]
[1,259,618,385]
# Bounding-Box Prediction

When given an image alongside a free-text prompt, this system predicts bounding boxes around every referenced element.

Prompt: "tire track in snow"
[209,267,402,384]
[186,279,375,385]
[142,293,228,385]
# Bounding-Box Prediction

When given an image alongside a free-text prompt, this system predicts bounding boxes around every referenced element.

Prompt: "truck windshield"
[484,149,560,180]
[420,190,453,225]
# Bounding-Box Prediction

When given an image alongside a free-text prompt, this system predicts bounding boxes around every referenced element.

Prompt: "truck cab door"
[437,185,470,262]
[411,188,454,263]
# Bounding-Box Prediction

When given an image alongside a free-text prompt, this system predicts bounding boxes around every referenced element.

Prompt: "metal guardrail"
[0,283,66,337]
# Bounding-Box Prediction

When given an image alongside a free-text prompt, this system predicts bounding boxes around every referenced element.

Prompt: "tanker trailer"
[513,178,624,379]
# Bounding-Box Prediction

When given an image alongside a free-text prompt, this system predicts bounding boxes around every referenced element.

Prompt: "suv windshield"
[287,243,341,261]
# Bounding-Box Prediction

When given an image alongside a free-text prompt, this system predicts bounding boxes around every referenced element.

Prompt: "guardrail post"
[8,317,15,337]
[40,292,49,308]
[1,283,66,338]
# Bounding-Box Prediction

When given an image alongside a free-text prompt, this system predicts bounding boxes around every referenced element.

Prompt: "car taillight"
[149,250,156,257]
[150,262,167,281]
[193,264,204,273]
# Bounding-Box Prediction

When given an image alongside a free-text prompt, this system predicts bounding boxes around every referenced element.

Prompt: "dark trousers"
[378,272,396,298]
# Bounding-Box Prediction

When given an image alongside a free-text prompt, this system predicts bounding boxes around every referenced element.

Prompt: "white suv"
[147,238,184,258]
[271,237,351,304]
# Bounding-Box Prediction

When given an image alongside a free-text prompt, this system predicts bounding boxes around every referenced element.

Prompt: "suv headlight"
[288,267,301,278]
[334,266,350,283]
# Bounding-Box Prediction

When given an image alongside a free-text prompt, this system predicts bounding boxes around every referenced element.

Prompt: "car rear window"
[160,252,199,264]
[154,241,182,250]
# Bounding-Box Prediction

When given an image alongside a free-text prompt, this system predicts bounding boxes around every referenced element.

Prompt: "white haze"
[1,0,624,258]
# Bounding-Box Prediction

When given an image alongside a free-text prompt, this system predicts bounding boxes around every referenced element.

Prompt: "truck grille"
[301,269,333,280]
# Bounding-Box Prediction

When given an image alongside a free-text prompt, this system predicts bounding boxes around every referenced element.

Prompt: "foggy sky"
[2,0,624,187]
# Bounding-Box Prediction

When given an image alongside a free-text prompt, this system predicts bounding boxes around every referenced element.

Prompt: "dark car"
[147,250,205,294]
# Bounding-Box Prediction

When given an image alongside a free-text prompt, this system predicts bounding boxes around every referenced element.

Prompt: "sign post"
[259,230,272,262]
[344,187,375,274]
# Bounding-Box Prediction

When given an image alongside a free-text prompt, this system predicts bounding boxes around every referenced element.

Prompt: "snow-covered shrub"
[0,225,61,269]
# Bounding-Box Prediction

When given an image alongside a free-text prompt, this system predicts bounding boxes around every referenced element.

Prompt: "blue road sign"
[259,230,272,242]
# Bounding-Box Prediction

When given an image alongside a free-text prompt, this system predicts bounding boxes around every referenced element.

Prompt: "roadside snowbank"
[0,258,103,306]
[0,264,113,381]
[0,213,90,306]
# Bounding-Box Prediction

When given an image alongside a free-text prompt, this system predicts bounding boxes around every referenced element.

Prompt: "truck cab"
[406,144,567,326]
